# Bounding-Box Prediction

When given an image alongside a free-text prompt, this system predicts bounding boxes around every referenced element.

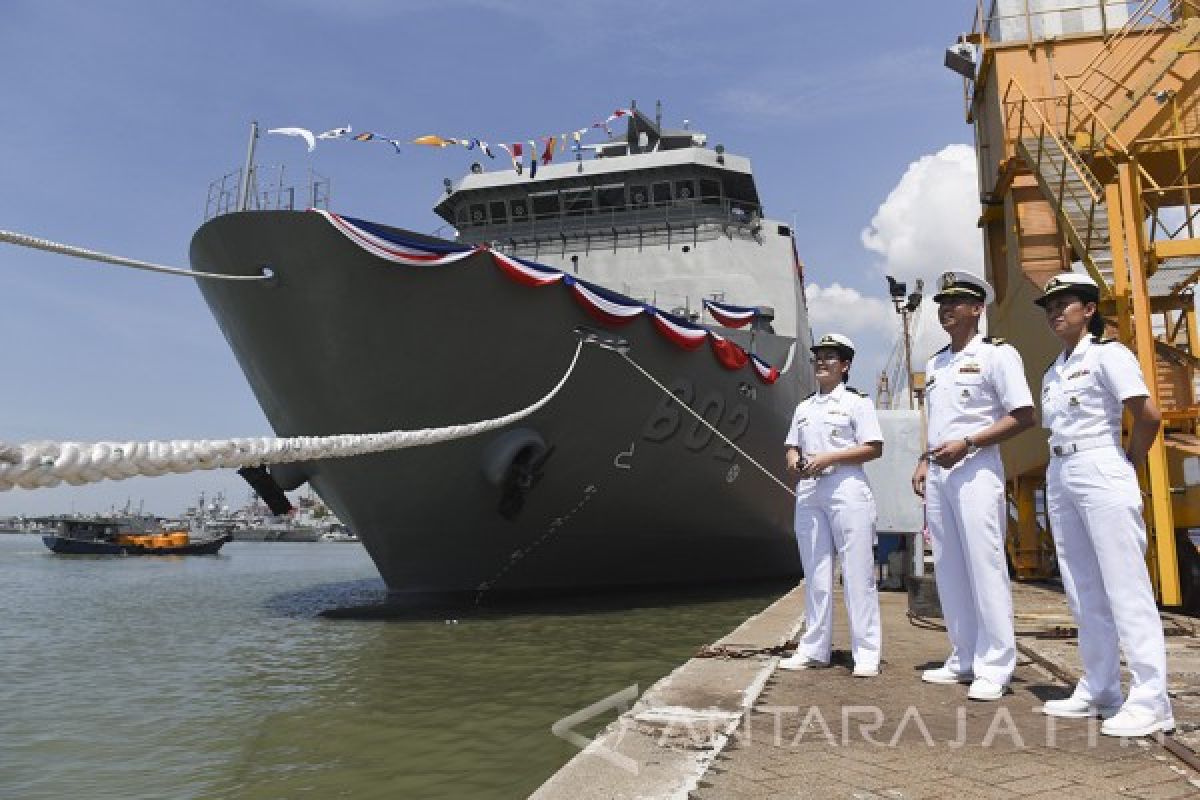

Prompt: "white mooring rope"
[0,341,584,492]
[0,228,271,282]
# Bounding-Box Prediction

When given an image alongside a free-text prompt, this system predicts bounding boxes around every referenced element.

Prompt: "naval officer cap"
[933,270,995,304]
[1034,273,1100,307]
[810,333,856,359]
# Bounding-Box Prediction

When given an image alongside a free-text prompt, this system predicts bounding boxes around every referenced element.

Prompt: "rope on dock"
[0,228,271,282]
[0,340,584,492]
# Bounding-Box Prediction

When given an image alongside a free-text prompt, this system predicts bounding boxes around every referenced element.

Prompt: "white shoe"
[921,666,974,685]
[852,665,879,678]
[967,677,1007,701]
[778,654,828,671]
[1100,708,1176,737]
[1038,696,1120,719]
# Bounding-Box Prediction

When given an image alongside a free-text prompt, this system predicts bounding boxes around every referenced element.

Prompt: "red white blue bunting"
[314,211,780,384]
[703,298,761,329]
[317,210,480,266]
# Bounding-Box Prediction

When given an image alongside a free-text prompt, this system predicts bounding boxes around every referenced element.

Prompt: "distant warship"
[191,107,816,600]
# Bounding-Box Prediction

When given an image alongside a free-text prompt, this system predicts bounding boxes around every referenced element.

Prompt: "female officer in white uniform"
[778,334,884,677]
[1035,273,1173,737]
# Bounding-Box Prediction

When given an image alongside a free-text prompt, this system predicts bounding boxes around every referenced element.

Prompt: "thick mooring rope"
[0,228,270,282]
[0,341,583,491]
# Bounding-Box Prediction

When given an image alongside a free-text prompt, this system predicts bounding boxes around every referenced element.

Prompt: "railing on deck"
[456,196,765,257]
[204,166,330,221]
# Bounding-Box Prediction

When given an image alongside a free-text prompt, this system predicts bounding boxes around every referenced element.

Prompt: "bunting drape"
[313,210,782,384]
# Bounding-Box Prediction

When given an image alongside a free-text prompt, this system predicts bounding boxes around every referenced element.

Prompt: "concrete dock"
[533,582,1200,799]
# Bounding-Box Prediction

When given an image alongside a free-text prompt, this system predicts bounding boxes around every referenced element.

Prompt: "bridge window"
[674,180,696,202]
[652,181,671,205]
[469,203,487,224]
[596,184,626,211]
[562,189,593,216]
[455,205,469,225]
[489,201,508,224]
[531,192,560,220]
[699,178,721,205]
[511,197,529,220]
[630,185,649,208]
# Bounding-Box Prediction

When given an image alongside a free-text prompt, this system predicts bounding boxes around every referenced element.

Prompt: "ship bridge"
[430,108,803,341]
[433,109,766,257]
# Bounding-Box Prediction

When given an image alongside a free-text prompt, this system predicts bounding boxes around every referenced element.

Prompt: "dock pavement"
[532,582,1200,799]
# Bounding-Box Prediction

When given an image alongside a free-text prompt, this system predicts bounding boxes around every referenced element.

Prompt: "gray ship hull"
[191,211,811,600]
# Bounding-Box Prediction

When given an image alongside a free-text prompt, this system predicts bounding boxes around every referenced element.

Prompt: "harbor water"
[0,535,787,799]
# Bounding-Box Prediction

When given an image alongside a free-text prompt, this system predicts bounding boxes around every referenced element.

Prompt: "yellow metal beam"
[1117,162,1183,607]
[1152,239,1200,260]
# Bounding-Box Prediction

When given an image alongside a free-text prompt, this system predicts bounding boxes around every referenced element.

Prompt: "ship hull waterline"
[191,211,809,601]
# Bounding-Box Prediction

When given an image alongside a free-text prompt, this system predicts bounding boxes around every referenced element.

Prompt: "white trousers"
[926,449,1016,684]
[1047,446,1171,719]
[793,471,881,669]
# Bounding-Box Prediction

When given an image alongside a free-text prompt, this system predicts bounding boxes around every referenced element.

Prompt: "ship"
[41,518,230,556]
[190,107,816,601]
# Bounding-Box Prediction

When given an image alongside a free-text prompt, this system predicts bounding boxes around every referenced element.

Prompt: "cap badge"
[940,272,956,290]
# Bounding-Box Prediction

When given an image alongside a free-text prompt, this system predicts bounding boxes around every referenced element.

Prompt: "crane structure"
[961,0,1200,607]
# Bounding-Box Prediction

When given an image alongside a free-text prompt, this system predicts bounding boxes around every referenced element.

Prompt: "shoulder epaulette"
[845,386,868,398]
[982,336,1007,346]
[1092,335,1118,345]
[800,390,816,401]
[934,344,951,356]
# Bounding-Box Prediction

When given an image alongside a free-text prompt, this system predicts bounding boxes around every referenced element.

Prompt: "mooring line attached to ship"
[0,340,584,491]
[570,327,796,499]
[0,228,271,281]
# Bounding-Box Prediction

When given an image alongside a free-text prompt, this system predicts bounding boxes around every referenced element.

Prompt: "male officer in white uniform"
[911,271,1035,701]
[780,334,884,676]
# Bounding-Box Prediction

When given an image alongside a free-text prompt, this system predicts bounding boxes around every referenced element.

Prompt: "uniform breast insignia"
[982,336,1007,345]
[961,389,971,399]
[1067,369,1091,379]
[1068,396,1081,408]
[926,376,937,389]
[958,363,982,374]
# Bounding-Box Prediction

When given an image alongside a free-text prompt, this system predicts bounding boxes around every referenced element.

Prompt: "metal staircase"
[1015,132,1116,294]
[1106,15,1200,132]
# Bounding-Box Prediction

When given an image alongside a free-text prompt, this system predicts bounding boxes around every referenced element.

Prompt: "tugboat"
[41,518,231,555]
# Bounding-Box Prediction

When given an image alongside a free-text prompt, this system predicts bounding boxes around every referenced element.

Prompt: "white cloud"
[804,282,896,338]
[860,143,983,288]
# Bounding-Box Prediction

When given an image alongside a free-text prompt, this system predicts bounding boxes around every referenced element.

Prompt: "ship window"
[469,203,487,225]
[531,192,560,219]
[674,180,695,202]
[455,205,469,224]
[629,185,649,208]
[652,181,671,205]
[596,184,625,211]
[489,200,508,223]
[562,189,592,216]
[511,198,529,220]
[699,178,721,205]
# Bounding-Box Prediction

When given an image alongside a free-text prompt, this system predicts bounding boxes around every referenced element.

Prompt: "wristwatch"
[964,436,980,455]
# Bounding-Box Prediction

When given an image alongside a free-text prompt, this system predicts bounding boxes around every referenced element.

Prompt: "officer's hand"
[786,452,801,472]
[911,459,927,498]
[930,439,969,469]
[799,452,834,478]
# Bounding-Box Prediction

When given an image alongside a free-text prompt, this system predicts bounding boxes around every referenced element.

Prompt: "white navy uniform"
[785,383,883,669]
[1041,334,1172,722]
[924,333,1032,685]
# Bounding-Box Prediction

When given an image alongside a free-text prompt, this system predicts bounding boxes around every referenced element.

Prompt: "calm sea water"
[0,535,785,799]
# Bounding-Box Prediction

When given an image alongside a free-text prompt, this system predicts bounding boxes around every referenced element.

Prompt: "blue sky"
[0,1,978,516]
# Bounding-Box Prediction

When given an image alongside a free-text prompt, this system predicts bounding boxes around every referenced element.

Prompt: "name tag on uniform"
[958,364,981,374]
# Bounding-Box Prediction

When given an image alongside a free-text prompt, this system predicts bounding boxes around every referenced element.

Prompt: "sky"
[0,0,984,516]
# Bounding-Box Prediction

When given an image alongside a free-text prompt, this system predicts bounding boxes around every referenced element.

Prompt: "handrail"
[1006,77,1103,203]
